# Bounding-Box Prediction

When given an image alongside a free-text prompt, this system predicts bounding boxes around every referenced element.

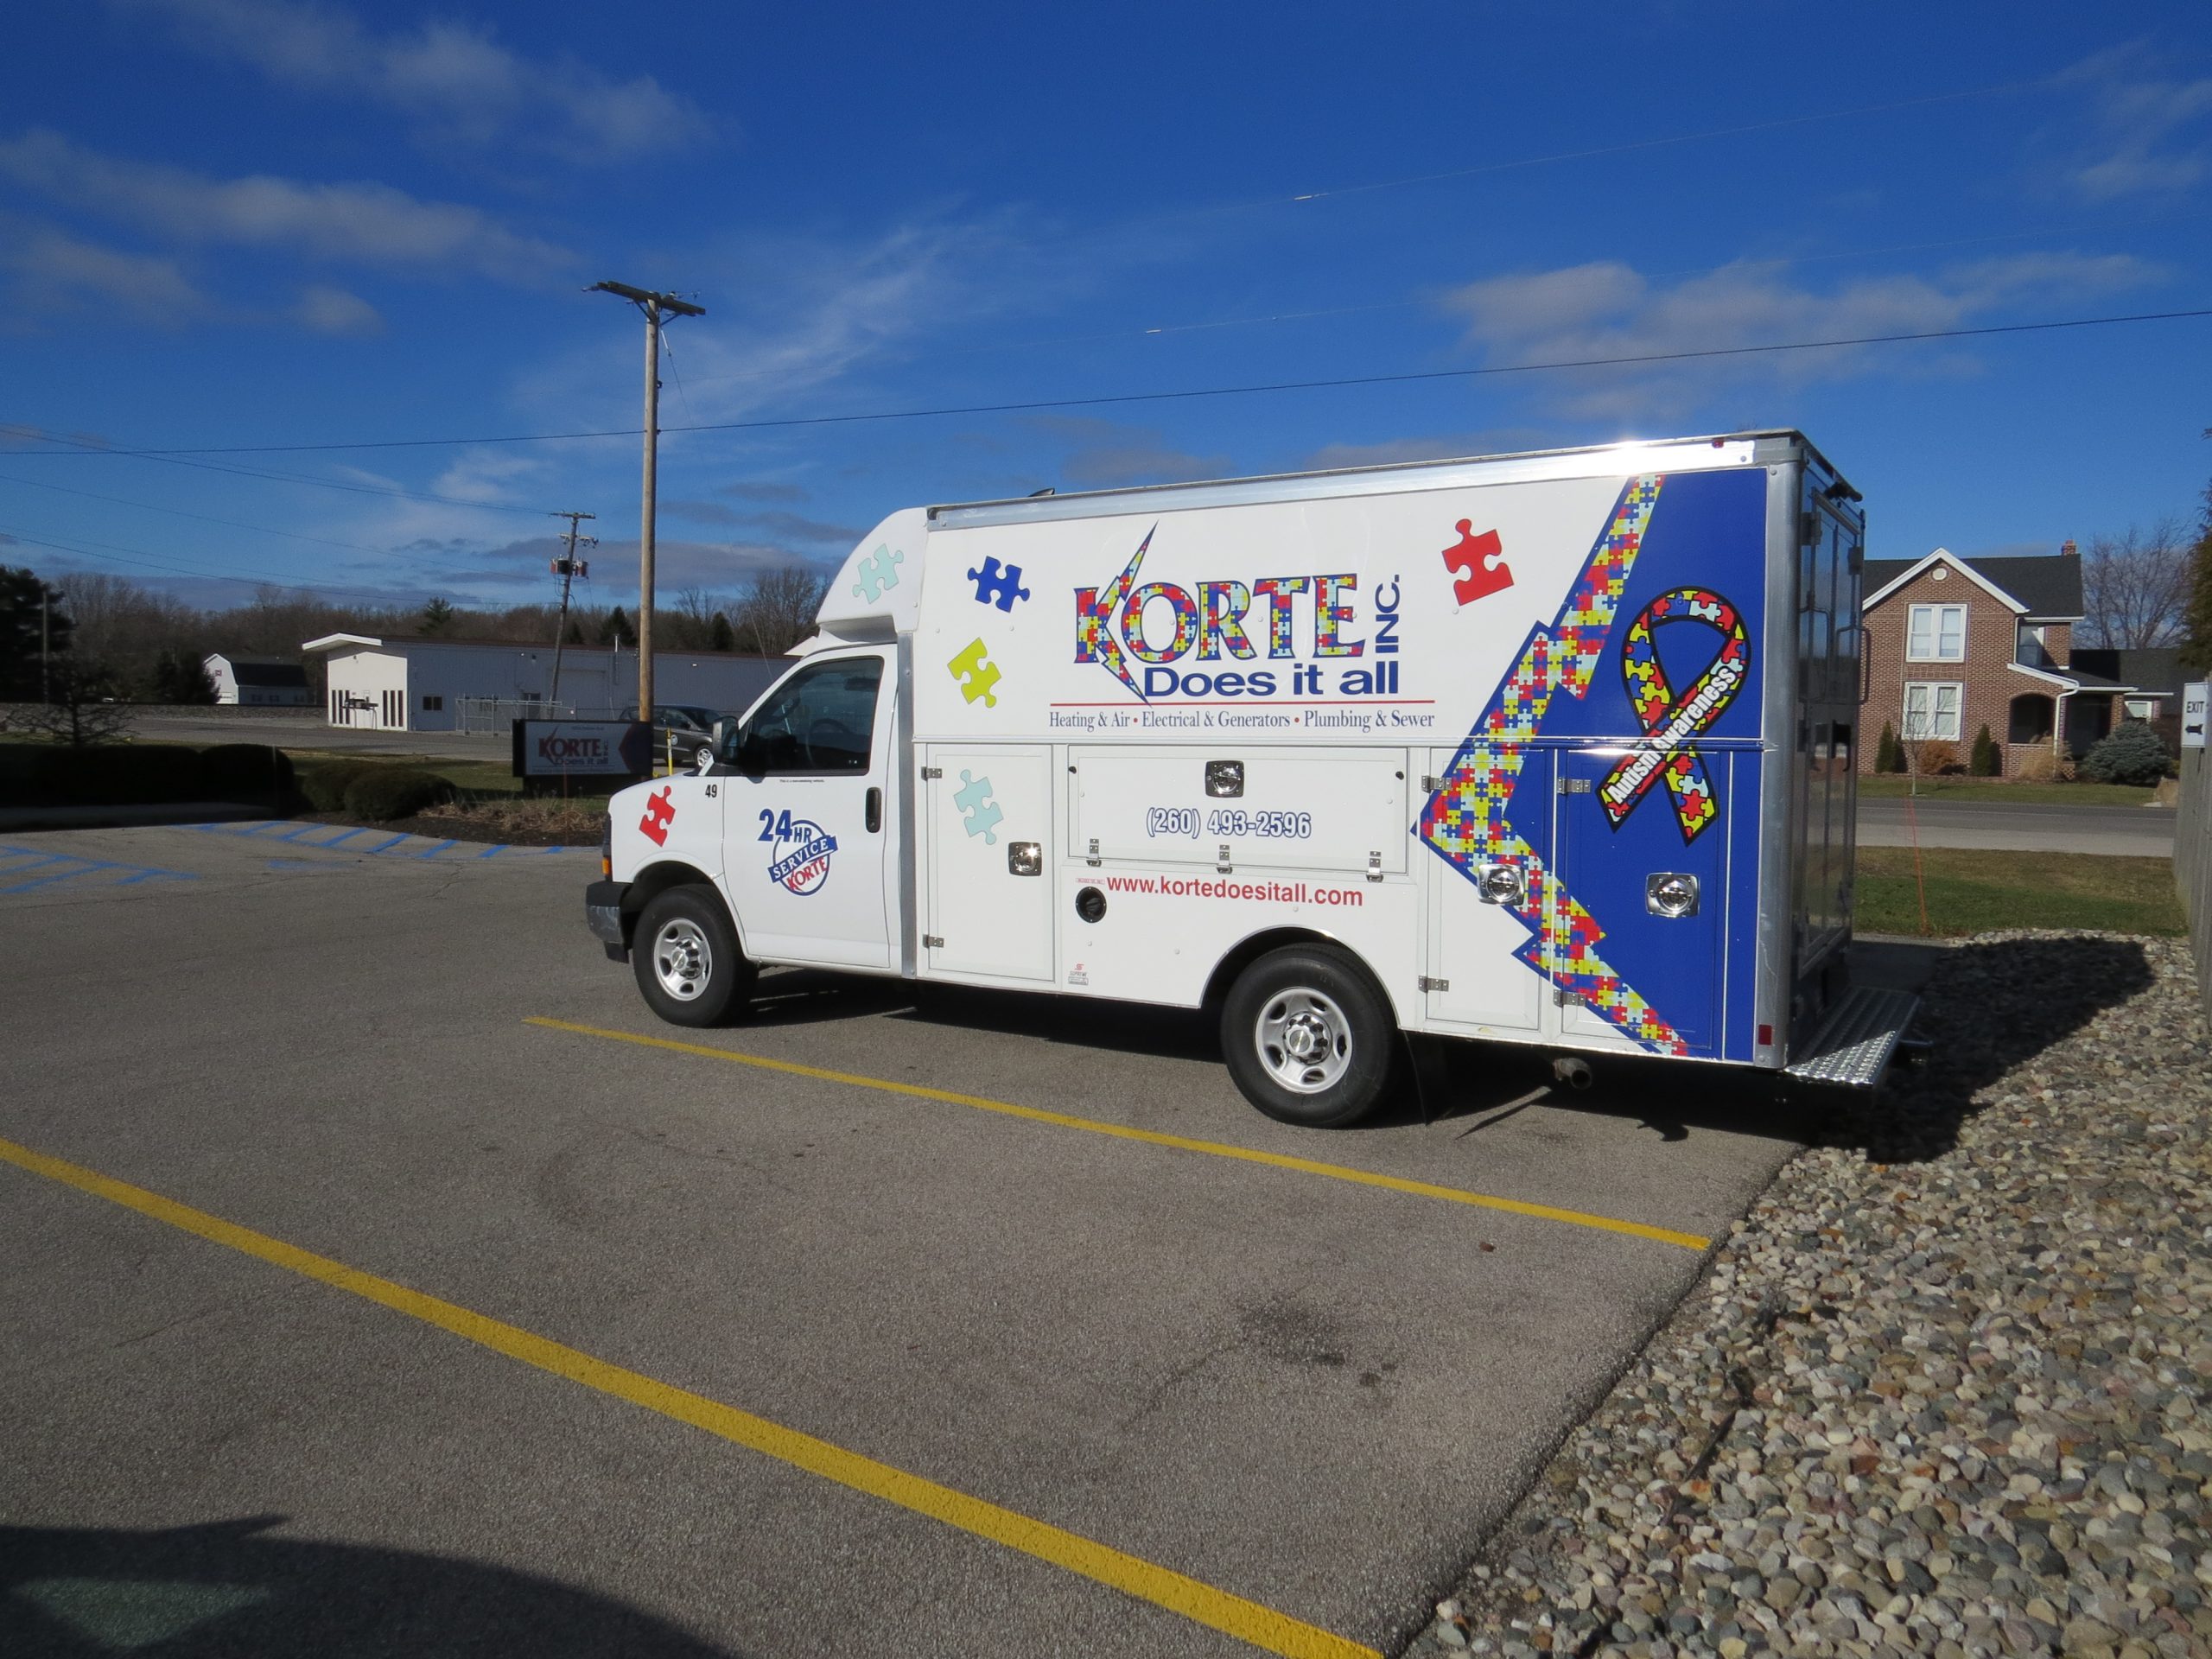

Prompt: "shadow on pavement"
[1,1516,740,1658]
[727,937,2153,1161]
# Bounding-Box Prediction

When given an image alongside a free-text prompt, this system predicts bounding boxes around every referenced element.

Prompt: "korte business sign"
[512,719,653,778]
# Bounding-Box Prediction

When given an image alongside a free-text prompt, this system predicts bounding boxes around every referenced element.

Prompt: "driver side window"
[728,656,883,775]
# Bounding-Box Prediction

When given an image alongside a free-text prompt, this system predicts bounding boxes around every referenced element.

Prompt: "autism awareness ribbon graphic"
[1598,587,1749,843]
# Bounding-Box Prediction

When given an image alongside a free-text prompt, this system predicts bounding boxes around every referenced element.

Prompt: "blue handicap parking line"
[0,844,196,895]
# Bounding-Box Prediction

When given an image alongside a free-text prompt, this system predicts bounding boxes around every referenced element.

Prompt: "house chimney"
[2060,538,2078,558]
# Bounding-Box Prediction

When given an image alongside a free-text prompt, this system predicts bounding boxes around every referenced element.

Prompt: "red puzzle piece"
[1441,519,1513,606]
[639,785,676,847]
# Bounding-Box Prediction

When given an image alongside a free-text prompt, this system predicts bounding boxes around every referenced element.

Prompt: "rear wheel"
[632,886,753,1027]
[1220,944,1396,1128]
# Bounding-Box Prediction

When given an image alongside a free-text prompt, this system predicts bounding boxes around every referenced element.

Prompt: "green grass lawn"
[1855,775,2159,807]
[1855,847,2184,938]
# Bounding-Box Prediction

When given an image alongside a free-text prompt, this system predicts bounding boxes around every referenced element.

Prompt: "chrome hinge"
[1217,842,1232,874]
[1559,777,1592,795]
[1554,988,1582,1007]
[1365,850,1383,882]
[923,934,944,949]
[919,766,944,780]
[1421,773,1445,791]
[1417,976,1448,993]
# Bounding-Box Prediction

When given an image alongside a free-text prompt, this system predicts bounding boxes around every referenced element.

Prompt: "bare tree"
[665,586,724,650]
[8,658,136,746]
[2081,517,2193,649]
[734,565,831,657]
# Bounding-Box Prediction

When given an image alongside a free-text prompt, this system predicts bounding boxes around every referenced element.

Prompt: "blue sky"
[1,0,2208,613]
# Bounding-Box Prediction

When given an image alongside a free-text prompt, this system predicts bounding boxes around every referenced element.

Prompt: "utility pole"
[547,510,596,711]
[40,585,60,705]
[588,281,704,717]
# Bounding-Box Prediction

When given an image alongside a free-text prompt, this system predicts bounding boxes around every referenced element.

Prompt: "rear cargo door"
[1552,746,1727,1058]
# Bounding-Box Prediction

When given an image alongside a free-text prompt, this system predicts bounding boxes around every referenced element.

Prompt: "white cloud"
[111,0,711,161]
[2057,46,2212,200]
[1027,416,1228,488]
[1440,251,2164,420]
[0,130,570,281]
[0,225,207,325]
[295,283,381,334]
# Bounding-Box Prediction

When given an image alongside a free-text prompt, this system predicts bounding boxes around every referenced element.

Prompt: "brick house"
[1859,541,2164,774]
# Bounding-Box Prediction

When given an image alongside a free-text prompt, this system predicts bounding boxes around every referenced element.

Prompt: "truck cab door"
[715,648,897,970]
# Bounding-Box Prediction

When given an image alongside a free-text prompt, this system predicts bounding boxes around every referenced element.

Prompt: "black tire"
[1219,944,1397,1128]
[632,886,754,1027]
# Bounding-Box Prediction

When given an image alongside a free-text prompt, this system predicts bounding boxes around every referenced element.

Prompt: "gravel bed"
[1408,931,2212,1659]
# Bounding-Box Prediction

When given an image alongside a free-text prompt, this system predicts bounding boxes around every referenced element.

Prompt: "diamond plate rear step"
[1787,985,1920,1087]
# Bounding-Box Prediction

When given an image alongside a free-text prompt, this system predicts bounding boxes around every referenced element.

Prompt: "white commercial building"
[203,652,313,707]
[302,633,784,733]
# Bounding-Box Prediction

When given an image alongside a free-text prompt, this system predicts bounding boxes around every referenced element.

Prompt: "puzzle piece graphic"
[966,557,1032,612]
[850,543,905,603]
[946,638,1001,708]
[1441,519,1513,606]
[639,785,676,847]
[953,770,1002,845]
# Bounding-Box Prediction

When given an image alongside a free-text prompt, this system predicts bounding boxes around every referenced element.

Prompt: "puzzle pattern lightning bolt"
[1416,476,1688,1056]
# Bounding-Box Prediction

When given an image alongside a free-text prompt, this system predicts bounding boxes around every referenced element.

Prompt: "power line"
[11,304,2208,458]
[0,471,406,554]
[0,527,417,604]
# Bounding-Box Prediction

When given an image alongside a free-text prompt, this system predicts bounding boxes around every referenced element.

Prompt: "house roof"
[1863,549,2083,619]
[2072,645,2187,696]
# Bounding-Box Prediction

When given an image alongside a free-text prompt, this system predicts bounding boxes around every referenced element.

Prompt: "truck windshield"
[733,657,882,774]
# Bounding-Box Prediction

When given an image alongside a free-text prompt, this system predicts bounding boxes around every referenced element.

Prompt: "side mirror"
[710,716,739,756]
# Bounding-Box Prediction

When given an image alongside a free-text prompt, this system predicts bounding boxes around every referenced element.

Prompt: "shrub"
[2013,747,2075,784]
[1969,724,1999,777]
[197,743,294,804]
[341,766,451,821]
[1875,721,1904,773]
[300,760,374,811]
[2079,720,2171,787]
[31,743,203,804]
[1913,738,1961,776]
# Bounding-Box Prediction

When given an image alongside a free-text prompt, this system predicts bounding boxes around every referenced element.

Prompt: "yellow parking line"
[524,1017,1712,1253]
[0,1133,1374,1659]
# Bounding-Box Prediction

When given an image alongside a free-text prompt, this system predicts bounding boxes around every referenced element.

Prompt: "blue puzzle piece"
[851,543,905,603]
[953,770,1002,845]
[965,557,1031,612]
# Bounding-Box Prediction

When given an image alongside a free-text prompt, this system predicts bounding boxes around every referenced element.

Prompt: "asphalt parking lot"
[2,822,1821,1657]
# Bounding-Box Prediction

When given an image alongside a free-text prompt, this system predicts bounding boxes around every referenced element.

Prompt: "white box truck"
[584,432,1915,1126]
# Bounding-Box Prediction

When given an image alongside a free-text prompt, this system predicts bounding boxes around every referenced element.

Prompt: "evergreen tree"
[2183,466,2212,673]
[419,597,456,636]
[1970,724,1999,777]
[563,618,586,645]
[601,607,636,647]
[1875,721,1904,773]
[709,612,735,652]
[0,566,74,701]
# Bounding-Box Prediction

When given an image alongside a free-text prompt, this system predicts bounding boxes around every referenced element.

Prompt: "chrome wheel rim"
[1255,987,1352,1094]
[652,918,713,1001]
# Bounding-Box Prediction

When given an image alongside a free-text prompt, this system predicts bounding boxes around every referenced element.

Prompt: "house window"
[422,695,443,712]
[1904,682,1963,741]
[1907,603,1967,662]
[2124,697,2155,720]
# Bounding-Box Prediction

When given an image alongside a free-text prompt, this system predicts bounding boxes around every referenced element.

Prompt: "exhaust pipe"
[1551,1056,1594,1092]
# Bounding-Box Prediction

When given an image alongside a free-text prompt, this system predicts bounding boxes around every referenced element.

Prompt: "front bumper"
[586,879,629,961]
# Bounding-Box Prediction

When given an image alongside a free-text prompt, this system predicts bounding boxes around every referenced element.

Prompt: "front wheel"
[1220,945,1396,1128]
[632,887,754,1027]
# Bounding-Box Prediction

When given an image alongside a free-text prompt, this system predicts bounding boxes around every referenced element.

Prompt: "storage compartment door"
[923,745,1054,982]
[1421,744,1548,1032]
[1552,746,1727,1057]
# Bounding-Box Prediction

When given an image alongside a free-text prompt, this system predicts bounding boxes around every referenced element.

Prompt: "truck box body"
[597,432,1897,1107]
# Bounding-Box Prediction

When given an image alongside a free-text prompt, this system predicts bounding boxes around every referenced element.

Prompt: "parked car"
[620,703,725,768]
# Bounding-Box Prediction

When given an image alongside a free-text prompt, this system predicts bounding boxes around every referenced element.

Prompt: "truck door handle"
[865,786,882,833]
